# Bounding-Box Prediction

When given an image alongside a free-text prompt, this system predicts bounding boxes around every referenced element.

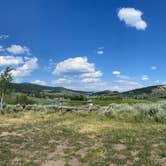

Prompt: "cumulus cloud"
[112,71,121,75]
[52,57,103,86]
[111,78,143,92]
[52,78,72,84]
[81,77,100,83]
[6,45,30,55]
[114,79,141,86]
[80,71,102,84]
[109,85,142,92]
[0,56,23,66]
[141,75,149,81]
[65,81,108,91]
[118,8,147,30]
[112,71,131,80]
[117,74,131,80]
[11,57,38,77]
[31,80,46,86]
[112,71,143,91]
[53,57,95,75]
[81,71,102,78]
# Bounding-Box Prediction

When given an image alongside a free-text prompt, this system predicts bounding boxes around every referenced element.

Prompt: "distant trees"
[14,94,35,105]
[0,67,13,110]
[69,94,87,101]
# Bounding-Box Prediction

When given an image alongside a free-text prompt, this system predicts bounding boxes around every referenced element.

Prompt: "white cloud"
[81,77,100,83]
[0,34,9,40]
[52,78,72,84]
[151,66,157,70]
[109,85,142,92]
[11,57,38,77]
[62,79,142,92]
[141,75,149,81]
[13,77,23,83]
[65,81,107,91]
[0,45,5,52]
[0,56,23,66]
[118,8,147,30]
[97,50,104,55]
[52,57,104,88]
[112,71,131,80]
[81,71,102,78]
[114,79,141,86]
[117,74,130,80]
[112,71,121,75]
[6,45,30,55]
[112,72,143,91]
[32,80,46,86]
[53,57,95,75]
[96,47,104,55]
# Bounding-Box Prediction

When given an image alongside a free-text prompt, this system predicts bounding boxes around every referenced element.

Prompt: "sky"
[0,0,166,92]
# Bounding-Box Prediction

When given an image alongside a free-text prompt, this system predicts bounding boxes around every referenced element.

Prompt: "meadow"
[0,102,166,166]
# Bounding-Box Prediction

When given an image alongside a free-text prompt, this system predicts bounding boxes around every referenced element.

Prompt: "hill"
[11,83,91,95]
[11,83,166,100]
[92,90,119,96]
[122,85,166,98]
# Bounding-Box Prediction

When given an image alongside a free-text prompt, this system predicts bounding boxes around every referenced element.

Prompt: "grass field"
[0,111,166,166]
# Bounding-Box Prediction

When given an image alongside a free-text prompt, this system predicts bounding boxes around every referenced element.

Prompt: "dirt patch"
[112,144,126,151]
[152,144,160,148]
[125,161,134,166]
[69,158,80,166]
[152,142,165,148]
[158,157,166,166]
[0,131,22,137]
[131,150,139,156]
[113,154,126,160]
[41,160,65,166]
[133,157,139,161]
[48,140,56,144]
[109,164,117,166]
[48,143,66,159]
[11,157,20,165]
[77,147,89,158]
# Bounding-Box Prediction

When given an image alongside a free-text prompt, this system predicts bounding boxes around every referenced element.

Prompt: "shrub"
[100,103,134,119]
[100,102,166,122]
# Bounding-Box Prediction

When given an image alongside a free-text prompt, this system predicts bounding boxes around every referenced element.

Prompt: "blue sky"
[0,0,166,91]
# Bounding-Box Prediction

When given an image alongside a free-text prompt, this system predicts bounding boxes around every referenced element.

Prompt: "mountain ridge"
[11,83,166,98]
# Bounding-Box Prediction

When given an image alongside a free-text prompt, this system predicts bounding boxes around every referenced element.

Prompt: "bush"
[100,102,166,122]
[100,103,134,119]
[14,95,35,105]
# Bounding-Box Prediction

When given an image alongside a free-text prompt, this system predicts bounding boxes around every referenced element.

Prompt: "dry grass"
[0,111,166,166]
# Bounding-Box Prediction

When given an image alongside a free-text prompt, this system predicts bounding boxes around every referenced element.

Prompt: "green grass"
[91,97,153,106]
[0,111,166,166]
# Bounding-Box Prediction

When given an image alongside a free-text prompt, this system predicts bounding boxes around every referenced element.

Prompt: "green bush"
[100,102,166,122]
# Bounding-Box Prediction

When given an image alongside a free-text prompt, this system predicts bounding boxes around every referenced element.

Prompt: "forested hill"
[11,83,91,95]
[122,85,166,98]
[11,83,166,98]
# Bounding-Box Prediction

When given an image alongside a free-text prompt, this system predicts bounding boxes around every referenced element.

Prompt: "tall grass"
[101,101,166,122]
[1,100,166,123]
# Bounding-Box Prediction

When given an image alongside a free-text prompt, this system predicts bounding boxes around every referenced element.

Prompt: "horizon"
[12,82,166,93]
[0,0,166,92]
